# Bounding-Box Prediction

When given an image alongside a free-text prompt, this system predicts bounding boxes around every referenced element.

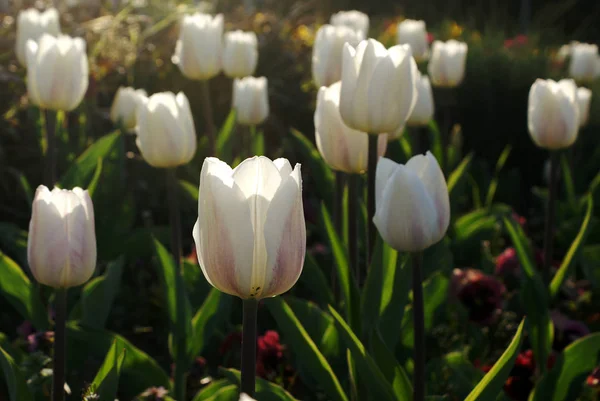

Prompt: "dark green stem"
[367,135,378,264]
[543,152,559,286]
[45,109,57,187]
[413,126,429,156]
[241,298,258,396]
[412,252,425,401]
[332,171,346,297]
[200,80,217,156]
[348,174,360,284]
[52,288,67,401]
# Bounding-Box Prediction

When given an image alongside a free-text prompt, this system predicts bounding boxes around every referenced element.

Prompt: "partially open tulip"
[373,152,450,252]
[110,86,148,131]
[407,73,434,126]
[172,13,223,80]
[312,24,363,88]
[26,34,89,111]
[330,10,369,36]
[428,40,468,88]
[315,82,387,173]
[192,156,306,299]
[222,30,258,78]
[136,92,197,167]
[16,8,60,67]
[396,19,428,61]
[27,186,96,288]
[233,76,269,126]
[339,39,418,134]
[568,43,599,82]
[528,79,579,150]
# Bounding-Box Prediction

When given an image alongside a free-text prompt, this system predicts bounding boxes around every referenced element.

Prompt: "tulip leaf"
[296,254,334,307]
[328,306,398,401]
[215,110,236,161]
[531,333,600,401]
[560,153,577,212]
[369,330,412,400]
[0,252,48,331]
[485,145,512,207]
[90,341,126,401]
[448,152,474,196]
[220,368,300,400]
[196,384,238,401]
[378,254,412,350]
[191,379,230,400]
[0,222,29,275]
[179,179,199,204]
[550,195,593,299]
[464,318,526,401]
[266,297,348,401]
[0,346,33,401]
[87,157,103,198]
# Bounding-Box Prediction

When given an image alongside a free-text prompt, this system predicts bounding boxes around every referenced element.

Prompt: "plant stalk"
[543,152,559,286]
[367,134,378,264]
[348,174,360,284]
[412,252,425,401]
[200,80,217,156]
[241,298,259,396]
[45,109,57,187]
[52,288,67,401]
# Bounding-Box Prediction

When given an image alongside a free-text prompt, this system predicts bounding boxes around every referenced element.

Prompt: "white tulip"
[396,19,428,61]
[110,87,148,131]
[428,40,468,88]
[28,186,96,288]
[222,30,258,78]
[330,10,369,36]
[26,34,89,111]
[569,43,599,82]
[374,152,450,252]
[172,13,224,80]
[312,24,364,88]
[315,82,387,174]
[577,87,592,127]
[339,39,418,134]
[136,92,197,168]
[233,76,269,126]
[407,74,434,126]
[528,79,579,150]
[192,156,306,299]
[16,8,61,67]
[239,394,256,401]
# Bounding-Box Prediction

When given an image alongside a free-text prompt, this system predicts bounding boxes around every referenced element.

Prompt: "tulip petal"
[375,157,399,211]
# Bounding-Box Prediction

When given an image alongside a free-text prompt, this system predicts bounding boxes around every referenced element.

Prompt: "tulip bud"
[110,86,148,131]
[27,186,96,288]
[428,40,468,88]
[407,74,434,126]
[577,87,592,127]
[373,152,450,252]
[233,76,269,126]
[16,8,61,67]
[315,82,387,174]
[192,156,306,300]
[26,34,89,111]
[222,30,258,78]
[396,19,428,61]
[528,79,579,150]
[136,92,197,168]
[312,24,363,88]
[330,10,369,36]
[568,43,599,82]
[172,13,224,80]
[339,39,418,134]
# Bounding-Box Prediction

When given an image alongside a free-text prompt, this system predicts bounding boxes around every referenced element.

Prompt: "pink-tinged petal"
[375,157,399,211]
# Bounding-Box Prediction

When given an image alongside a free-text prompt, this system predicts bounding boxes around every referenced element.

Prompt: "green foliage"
[90,341,126,401]
[0,346,33,401]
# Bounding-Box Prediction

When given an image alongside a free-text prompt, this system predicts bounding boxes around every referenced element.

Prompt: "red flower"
[256,330,285,378]
[451,268,506,325]
[586,367,600,388]
[495,248,520,277]
[427,32,435,44]
[504,35,528,49]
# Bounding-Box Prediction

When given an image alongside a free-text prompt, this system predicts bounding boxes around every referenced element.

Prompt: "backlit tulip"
[339,39,418,134]
[373,152,450,252]
[577,87,592,127]
[396,19,428,61]
[16,8,60,67]
[568,43,599,82]
[172,13,223,80]
[528,79,579,150]
[330,10,369,36]
[27,186,96,288]
[26,34,89,111]
[192,156,306,299]
[315,82,387,174]
[407,74,434,126]
[222,30,258,78]
[312,24,363,87]
[233,76,269,125]
[110,86,148,131]
[136,92,197,167]
[428,40,468,88]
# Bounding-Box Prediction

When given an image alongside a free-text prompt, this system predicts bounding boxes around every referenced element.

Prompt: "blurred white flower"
[16,8,60,67]
[222,30,258,78]
[233,76,269,125]
[407,73,434,126]
[110,87,148,131]
[330,10,369,36]
[569,43,599,82]
[312,24,363,87]
[396,19,428,61]
[428,40,468,88]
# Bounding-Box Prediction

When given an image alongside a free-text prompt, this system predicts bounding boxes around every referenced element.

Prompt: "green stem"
[241,298,258,396]
[45,109,57,187]
[332,171,346,297]
[200,80,217,156]
[412,252,425,401]
[348,174,360,284]
[52,288,67,401]
[367,135,378,265]
[543,152,559,286]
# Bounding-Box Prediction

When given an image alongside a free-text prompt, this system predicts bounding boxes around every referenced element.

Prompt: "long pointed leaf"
[0,346,33,401]
[188,288,232,363]
[91,341,126,401]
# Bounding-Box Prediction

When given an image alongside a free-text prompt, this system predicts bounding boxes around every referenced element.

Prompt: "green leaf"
[426,351,484,399]
[550,195,593,298]
[0,252,48,331]
[221,368,299,400]
[296,254,334,307]
[86,157,103,197]
[0,346,33,401]
[485,145,511,207]
[91,341,126,401]
[252,126,264,155]
[191,379,231,400]
[0,222,29,277]
[370,330,412,400]
[328,306,398,401]
[464,319,526,401]
[200,384,238,401]
[266,297,348,401]
[448,153,474,195]
[215,110,237,161]
[179,179,199,204]
[531,333,600,401]
[379,254,412,350]
[560,154,577,211]
[78,257,124,329]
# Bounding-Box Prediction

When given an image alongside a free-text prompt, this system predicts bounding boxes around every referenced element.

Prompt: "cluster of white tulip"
[564,42,600,83]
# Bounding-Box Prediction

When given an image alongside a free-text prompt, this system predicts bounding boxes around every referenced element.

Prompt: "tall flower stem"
[367,135,378,264]
[543,152,559,285]
[166,168,186,401]
[348,174,360,284]
[412,252,425,401]
[241,298,259,396]
[333,171,346,295]
[45,109,57,186]
[200,80,217,156]
[52,288,67,401]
